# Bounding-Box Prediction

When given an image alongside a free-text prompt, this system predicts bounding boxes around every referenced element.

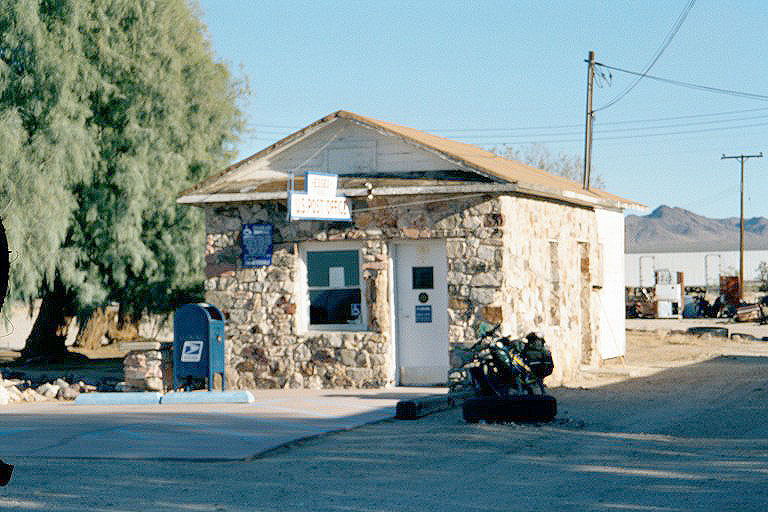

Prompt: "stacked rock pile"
[122,348,164,391]
[0,377,98,404]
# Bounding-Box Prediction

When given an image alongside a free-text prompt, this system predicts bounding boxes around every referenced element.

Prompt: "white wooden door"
[394,241,449,385]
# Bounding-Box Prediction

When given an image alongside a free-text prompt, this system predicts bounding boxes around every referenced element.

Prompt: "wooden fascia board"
[514,182,644,211]
[177,183,520,205]
[178,182,636,211]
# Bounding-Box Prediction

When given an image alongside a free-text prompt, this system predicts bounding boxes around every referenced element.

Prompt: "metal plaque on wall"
[415,305,432,323]
[241,223,273,267]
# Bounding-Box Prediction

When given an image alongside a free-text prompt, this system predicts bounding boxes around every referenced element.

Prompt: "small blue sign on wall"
[241,223,273,267]
[415,305,432,323]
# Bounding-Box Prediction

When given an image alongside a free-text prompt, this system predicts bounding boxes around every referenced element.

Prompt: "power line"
[245,116,768,147]
[681,184,741,211]
[430,119,768,147]
[595,62,768,102]
[241,118,768,146]
[598,107,768,125]
[246,123,300,129]
[464,119,768,146]
[596,0,696,111]
[244,128,295,135]
[446,114,768,141]
[431,107,768,133]
[248,106,768,140]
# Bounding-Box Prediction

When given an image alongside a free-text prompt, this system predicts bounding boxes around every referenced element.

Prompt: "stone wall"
[204,200,392,389]
[203,193,602,389]
[500,195,601,384]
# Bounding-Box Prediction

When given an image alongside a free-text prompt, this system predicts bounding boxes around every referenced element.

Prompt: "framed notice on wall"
[415,305,432,323]
[241,223,273,267]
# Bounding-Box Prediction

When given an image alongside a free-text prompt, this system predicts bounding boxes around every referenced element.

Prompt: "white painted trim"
[387,243,398,386]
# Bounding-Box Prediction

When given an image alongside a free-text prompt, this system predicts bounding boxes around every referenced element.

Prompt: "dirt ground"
[587,320,768,386]
[1,325,768,510]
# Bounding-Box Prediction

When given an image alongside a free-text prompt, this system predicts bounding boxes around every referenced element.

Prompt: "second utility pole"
[721,151,763,301]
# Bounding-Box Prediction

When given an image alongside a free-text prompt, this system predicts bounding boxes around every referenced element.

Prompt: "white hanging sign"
[306,172,338,198]
[289,171,351,221]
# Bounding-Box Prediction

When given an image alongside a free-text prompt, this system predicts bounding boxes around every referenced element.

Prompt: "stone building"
[178,111,643,389]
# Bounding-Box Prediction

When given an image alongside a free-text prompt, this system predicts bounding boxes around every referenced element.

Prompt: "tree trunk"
[75,305,140,350]
[21,278,75,362]
[76,307,111,351]
[0,218,8,313]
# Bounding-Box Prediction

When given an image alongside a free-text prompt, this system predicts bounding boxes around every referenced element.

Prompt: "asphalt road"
[2,353,768,511]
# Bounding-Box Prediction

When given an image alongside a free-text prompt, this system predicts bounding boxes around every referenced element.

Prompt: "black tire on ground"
[462,395,557,424]
[686,326,729,338]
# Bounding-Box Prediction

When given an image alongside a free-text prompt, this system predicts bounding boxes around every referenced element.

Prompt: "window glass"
[310,289,362,325]
[412,266,434,289]
[306,249,362,328]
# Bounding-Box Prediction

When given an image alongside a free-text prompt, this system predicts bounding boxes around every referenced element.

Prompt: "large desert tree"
[0,0,243,360]
[0,0,95,311]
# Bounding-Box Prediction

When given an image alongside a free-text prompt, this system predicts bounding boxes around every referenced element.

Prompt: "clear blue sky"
[198,0,768,220]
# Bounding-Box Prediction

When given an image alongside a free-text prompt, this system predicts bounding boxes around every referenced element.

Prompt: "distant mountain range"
[625,205,768,253]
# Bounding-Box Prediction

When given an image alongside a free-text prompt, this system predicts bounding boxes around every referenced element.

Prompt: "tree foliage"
[0,0,243,356]
[68,0,243,318]
[758,261,768,293]
[500,143,604,188]
[0,1,95,302]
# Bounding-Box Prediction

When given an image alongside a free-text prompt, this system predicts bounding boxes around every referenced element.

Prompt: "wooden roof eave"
[177,181,638,212]
[177,183,519,206]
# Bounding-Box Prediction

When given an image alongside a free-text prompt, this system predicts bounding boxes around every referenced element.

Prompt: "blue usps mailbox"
[173,303,226,391]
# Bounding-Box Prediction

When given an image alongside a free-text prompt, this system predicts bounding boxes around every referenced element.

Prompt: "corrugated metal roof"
[179,110,645,211]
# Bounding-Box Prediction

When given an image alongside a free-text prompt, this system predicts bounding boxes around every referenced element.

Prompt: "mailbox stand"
[173,303,226,391]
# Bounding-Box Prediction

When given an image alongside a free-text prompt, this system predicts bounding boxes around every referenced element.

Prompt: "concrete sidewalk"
[0,387,449,460]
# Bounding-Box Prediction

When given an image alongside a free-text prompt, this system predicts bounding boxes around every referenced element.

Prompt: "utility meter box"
[173,303,226,391]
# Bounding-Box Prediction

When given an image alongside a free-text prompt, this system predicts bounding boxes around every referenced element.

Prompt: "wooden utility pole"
[582,51,595,190]
[721,152,763,301]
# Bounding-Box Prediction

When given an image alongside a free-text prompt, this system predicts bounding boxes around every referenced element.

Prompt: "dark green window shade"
[307,250,359,287]
[310,289,362,324]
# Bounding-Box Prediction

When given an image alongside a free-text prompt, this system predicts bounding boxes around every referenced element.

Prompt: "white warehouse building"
[625,249,768,288]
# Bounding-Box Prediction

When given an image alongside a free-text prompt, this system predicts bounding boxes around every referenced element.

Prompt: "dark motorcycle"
[449,324,557,423]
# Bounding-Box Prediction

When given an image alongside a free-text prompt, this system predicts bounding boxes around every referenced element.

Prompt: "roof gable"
[180,110,644,211]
